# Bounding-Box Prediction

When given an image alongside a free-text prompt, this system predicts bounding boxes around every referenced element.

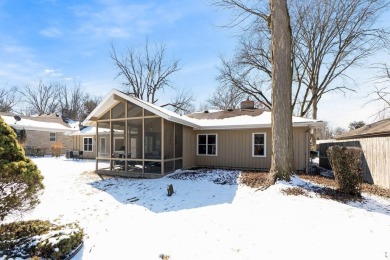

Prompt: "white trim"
[83,137,93,152]
[252,133,266,157]
[197,134,218,156]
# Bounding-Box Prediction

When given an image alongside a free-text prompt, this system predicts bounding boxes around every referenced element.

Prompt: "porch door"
[99,137,107,157]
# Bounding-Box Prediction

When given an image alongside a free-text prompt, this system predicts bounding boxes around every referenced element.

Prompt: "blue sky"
[0,0,234,100]
[1,0,390,128]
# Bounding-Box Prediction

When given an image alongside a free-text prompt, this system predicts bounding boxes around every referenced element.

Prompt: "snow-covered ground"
[3,157,390,260]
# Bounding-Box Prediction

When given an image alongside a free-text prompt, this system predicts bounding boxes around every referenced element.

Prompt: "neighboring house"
[70,126,110,159]
[319,119,390,189]
[81,89,323,178]
[0,112,79,156]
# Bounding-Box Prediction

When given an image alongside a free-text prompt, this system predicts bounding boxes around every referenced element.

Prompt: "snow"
[2,157,390,260]
[83,89,323,130]
[1,115,77,132]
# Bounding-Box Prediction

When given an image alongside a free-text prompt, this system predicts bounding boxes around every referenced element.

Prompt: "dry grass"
[281,187,310,197]
[298,173,390,199]
[240,171,390,201]
[240,171,268,188]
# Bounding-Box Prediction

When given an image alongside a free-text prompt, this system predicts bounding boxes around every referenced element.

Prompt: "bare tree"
[20,81,60,115]
[214,0,389,120]
[317,122,347,139]
[110,38,193,112]
[0,86,19,112]
[207,84,246,110]
[57,82,87,120]
[217,57,272,109]
[83,94,102,114]
[160,89,195,114]
[268,0,294,183]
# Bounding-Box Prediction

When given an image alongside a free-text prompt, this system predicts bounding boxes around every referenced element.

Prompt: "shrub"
[0,220,83,259]
[51,142,63,157]
[0,117,44,220]
[326,145,363,196]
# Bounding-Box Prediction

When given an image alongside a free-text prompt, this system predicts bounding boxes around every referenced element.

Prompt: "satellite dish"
[14,115,21,123]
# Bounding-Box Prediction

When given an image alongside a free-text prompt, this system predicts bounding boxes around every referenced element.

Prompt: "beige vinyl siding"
[193,127,309,171]
[183,126,196,168]
[194,129,272,170]
[25,130,73,155]
[73,135,96,159]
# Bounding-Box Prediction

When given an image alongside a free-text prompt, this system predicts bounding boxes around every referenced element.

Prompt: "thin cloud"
[40,27,63,38]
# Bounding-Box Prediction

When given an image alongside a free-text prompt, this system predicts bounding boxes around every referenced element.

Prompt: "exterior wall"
[183,125,196,168]
[72,135,96,159]
[319,137,390,189]
[24,130,73,155]
[192,127,309,171]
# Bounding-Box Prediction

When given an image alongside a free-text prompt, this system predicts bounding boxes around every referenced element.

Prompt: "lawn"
[2,157,390,260]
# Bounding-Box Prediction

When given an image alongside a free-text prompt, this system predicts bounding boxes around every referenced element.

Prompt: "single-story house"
[0,112,79,156]
[319,119,390,189]
[81,89,323,178]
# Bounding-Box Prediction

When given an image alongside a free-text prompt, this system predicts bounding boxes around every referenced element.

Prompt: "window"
[252,133,266,157]
[197,134,217,156]
[83,137,93,152]
[49,132,56,142]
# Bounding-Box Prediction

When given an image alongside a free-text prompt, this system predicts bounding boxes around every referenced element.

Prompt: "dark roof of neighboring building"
[336,118,390,140]
[186,109,267,120]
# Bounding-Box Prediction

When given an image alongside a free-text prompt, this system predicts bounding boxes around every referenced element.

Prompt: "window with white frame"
[252,133,266,157]
[83,137,93,152]
[49,132,56,142]
[197,134,217,155]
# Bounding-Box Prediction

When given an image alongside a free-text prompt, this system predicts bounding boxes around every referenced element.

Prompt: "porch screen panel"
[112,121,126,154]
[127,119,143,159]
[144,118,161,159]
[164,120,174,159]
[127,102,143,118]
[97,122,110,158]
[112,102,125,119]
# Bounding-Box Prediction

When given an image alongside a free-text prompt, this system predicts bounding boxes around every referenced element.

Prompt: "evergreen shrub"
[326,145,363,196]
[0,220,83,259]
[0,117,44,220]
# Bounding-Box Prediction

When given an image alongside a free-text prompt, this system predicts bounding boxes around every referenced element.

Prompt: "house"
[81,89,323,178]
[319,119,390,189]
[0,112,79,156]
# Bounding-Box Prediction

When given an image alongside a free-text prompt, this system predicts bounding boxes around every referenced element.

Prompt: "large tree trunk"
[268,0,294,184]
[310,96,318,150]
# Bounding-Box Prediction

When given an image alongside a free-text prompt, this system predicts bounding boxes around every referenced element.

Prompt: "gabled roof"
[0,113,79,133]
[83,89,324,130]
[336,118,390,140]
[82,89,199,128]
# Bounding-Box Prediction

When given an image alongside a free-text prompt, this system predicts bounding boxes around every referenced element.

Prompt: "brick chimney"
[240,98,255,109]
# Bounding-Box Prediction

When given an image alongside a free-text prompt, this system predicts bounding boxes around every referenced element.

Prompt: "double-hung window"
[252,133,266,157]
[49,132,56,142]
[83,137,93,152]
[197,134,217,156]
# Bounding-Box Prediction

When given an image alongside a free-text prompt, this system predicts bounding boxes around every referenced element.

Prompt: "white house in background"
[78,89,324,178]
[0,112,79,156]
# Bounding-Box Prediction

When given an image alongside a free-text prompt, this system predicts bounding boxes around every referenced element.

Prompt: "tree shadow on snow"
[290,177,390,217]
[88,169,240,213]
